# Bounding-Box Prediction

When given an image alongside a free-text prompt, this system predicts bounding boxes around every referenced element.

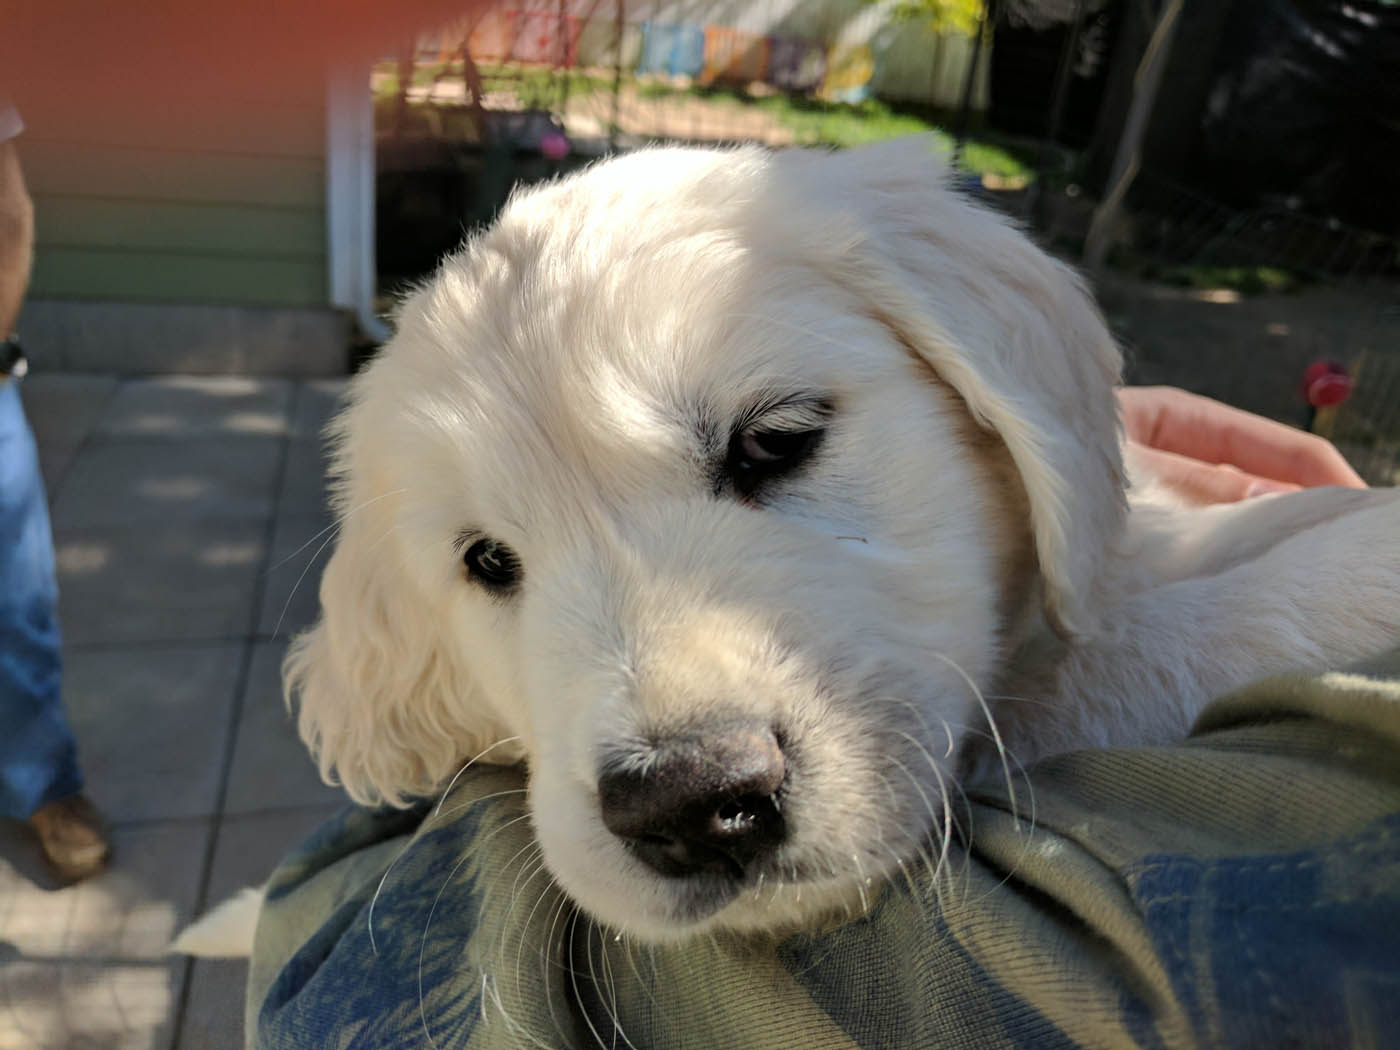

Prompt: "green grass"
[373,60,1034,181]
[1105,249,1311,296]
[1160,264,1303,295]
[633,80,1032,177]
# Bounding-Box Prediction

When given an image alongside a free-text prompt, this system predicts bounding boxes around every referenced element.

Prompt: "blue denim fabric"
[0,379,82,818]
[250,659,1400,1050]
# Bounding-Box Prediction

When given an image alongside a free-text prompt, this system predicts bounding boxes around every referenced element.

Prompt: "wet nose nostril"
[641,833,703,872]
[598,726,787,881]
[713,797,762,835]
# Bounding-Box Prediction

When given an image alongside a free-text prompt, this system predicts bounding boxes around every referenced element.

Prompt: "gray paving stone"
[277,436,335,516]
[34,444,78,504]
[176,806,344,1050]
[51,437,282,529]
[63,643,244,823]
[17,373,120,498]
[224,641,345,815]
[289,378,349,442]
[0,818,210,1050]
[256,512,334,640]
[176,958,247,1050]
[96,376,294,440]
[17,372,120,450]
[53,523,267,645]
[18,301,350,377]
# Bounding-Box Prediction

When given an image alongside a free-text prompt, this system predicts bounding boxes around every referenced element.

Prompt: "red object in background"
[1302,360,1353,409]
[539,131,571,161]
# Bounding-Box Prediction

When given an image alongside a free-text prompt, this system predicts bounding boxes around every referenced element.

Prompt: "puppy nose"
[598,726,786,880]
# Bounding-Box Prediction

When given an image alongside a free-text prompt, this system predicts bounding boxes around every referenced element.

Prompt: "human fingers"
[1119,386,1366,490]
[1128,443,1302,505]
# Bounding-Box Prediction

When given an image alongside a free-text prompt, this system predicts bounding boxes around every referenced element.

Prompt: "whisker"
[569,913,616,1050]
[479,969,556,1049]
[888,730,958,894]
[883,753,945,883]
[983,693,1058,710]
[492,842,548,959]
[497,844,546,962]
[267,488,406,638]
[269,524,340,639]
[932,652,1020,824]
[507,851,561,1020]
[846,832,871,916]
[486,846,562,1050]
[415,810,533,1045]
[268,519,340,574]
[368,779,526,955]
[432,786,528,823]
[950,723,1037,838]
[618,930,664,1017]
[540,890,577,1043]
[925,752,957,892]
[266,488,404,572]
[435,738,523,817]
[587,918,638,1050]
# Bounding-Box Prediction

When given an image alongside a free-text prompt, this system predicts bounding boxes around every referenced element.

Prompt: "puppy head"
[289,142,1123,939]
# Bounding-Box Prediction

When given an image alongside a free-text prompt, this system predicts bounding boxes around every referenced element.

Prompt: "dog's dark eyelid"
[724,426,826,499]
[743,429,817,462]
[717,395,834,499]
[462,536,522,593]
[733,394,834,434]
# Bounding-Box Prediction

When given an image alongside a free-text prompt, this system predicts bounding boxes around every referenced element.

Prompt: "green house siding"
[31,248,326,307]
[20,89,329,308]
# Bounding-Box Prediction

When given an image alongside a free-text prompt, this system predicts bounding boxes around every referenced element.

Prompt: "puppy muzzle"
[598,724,787,881]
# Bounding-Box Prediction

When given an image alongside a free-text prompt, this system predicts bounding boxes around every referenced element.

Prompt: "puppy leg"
[990,491,1400,770]
[1120,486,1387,591]
[169,886,265,958]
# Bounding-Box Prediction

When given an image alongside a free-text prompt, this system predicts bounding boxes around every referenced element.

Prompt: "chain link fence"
[372,0,1400,483]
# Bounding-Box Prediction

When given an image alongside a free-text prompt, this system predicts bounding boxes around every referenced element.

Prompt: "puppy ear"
[773,139,1125,637]
[284,398,513,807]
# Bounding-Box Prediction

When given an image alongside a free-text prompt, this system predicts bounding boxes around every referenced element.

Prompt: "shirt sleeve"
[248,651,1400,1050]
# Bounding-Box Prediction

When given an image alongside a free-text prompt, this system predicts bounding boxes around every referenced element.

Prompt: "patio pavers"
[223,641,344,816]
[0,372,348,1050]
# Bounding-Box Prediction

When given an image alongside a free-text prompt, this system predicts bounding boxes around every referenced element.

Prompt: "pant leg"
[0,379,82,819]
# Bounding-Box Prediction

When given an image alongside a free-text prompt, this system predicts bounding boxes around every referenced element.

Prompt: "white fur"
[169,887,264,958]
[185,141,1400,953]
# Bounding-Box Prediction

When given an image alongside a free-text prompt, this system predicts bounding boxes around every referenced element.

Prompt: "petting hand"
[1119,385,1367,505]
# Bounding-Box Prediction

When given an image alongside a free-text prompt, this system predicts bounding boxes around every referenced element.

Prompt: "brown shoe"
[28,794,111,883]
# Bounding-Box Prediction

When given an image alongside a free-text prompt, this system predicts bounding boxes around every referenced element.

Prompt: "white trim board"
[326,66,390,343]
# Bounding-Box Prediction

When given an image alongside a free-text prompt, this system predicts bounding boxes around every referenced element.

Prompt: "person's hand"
[1119,386,1366,505]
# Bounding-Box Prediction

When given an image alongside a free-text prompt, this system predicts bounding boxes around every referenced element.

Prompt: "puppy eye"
[726,426,825,497]
[462,537,522,592]
[738,428,821,464]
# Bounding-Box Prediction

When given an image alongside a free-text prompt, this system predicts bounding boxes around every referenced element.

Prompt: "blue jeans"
[0,379,82,818]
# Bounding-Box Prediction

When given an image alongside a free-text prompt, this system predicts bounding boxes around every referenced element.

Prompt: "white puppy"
[192,141,1400,953]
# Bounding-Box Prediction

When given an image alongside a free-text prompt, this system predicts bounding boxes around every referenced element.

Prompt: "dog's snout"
[599,726,786,881]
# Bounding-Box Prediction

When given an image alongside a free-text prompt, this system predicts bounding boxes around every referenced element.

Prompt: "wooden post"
[952,0,996,166]
[611,0,625,150]
[1083,0,1184,273]
[1026,0,1088,223]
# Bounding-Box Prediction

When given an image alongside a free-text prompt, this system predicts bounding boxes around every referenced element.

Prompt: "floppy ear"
[284,388,515,807]
[769,140,1125,637]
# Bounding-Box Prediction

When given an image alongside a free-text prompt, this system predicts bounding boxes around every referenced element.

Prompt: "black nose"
[598,726,787,880]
